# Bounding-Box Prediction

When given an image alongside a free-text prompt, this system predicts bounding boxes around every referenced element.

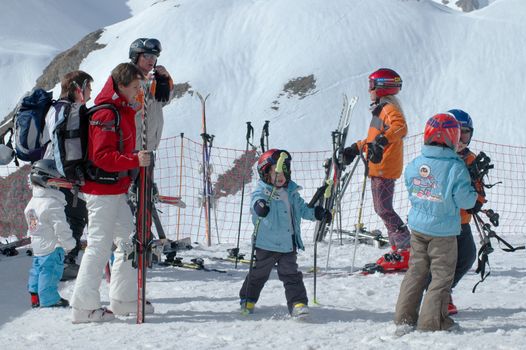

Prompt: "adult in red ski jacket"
[71,63,153,323]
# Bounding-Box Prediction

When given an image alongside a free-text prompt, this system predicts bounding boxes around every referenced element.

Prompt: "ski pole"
[471,212,493,292]
[176,133,184,240]
[351,150,369,273]
[312,180,333,305]
[234,122,254,268]
[207,134,220,245]
[305,181,330,300]
[325,157,360,270]
[197,92,212,246]
[242,152,288,314]
[260,120,269,153]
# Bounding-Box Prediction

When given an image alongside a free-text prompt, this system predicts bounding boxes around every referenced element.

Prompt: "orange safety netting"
[1,135,525,247]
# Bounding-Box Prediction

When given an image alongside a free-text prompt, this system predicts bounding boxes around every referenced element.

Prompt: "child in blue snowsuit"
[25,160,76,308]
[239,149,331,317]
[394,114,477,334]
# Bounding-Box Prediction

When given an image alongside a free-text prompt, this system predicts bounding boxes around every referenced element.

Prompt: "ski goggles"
[142,53,158,60]
[143,39,162,53]
[369,77,402,90]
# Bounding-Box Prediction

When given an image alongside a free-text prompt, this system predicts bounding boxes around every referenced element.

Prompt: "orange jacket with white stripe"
[356,98,407,179]
[459,149,486,224]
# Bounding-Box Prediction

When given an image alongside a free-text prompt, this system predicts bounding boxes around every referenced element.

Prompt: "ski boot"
[110,299,154,316]
[394,324,415,337]
[448,295,458,315]
[240,299,255,315]
[61,255,80,281]
[291,302,309,319]
[72,307,115,324]
[30,292,39,308]
[375,246,410,272]
[46,298,70,308]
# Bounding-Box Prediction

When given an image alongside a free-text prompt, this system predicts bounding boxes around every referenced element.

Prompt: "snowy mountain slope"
[2,0,525,149]
[431,0,498,12]
[74,0,526,150]
[0,0,133,117]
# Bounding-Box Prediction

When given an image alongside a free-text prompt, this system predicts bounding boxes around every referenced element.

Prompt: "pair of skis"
[311,95,358,304]
[196,92,215,247]
[159,256,227,273]
[0,237,31,257]
[135,88,155,324]
[134,84,185,323]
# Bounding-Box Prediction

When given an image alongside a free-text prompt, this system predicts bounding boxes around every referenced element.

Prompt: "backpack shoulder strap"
[86,104,123,152]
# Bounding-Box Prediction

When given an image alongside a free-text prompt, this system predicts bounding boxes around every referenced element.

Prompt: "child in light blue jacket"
[239,149,331,318]
[394,114,477,335]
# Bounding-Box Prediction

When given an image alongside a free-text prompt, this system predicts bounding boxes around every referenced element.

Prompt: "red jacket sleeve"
[89,109,139,172]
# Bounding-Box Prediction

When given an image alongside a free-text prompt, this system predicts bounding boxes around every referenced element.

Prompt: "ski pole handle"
[324,179,333,198]
[308,183,329,208]
[246,122,254,142]
[275,152,288,173]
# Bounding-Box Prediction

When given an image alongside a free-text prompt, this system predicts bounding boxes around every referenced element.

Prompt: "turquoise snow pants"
[28,247,65,307]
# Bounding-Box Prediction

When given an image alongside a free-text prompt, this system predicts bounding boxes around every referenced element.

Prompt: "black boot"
[61,255,80,281]
[47,298,69,308]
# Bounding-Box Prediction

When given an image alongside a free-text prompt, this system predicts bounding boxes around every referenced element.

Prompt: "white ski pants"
[70,194,136,310]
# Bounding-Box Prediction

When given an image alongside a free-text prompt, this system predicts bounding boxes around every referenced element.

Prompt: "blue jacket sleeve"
[452,162,478,210]
[292,191,316,221]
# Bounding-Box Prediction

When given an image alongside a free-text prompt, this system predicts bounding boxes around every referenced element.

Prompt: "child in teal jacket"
[394,114,477,335]
[239,149,331,318]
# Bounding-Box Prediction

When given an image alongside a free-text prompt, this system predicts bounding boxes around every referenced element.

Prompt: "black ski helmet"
[30,159,63,188]
[129,38,162,64]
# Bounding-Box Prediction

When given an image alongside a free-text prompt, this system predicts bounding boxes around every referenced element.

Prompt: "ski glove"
[314,206,332,224]
[342,143,360,165]
[154,74,171,102]
[466,200,483,214]
[254,199,270,217]
[375,134,388,147]
[367,141,384,164]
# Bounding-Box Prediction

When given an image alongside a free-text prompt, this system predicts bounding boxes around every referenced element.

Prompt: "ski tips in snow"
[156,195,186,208]
[45,178,74,189]
[0,237,31,257]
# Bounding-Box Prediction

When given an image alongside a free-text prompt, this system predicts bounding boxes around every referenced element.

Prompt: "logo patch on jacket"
[410,164,442,202]
[262,188,280,200]
[26,209,39,233]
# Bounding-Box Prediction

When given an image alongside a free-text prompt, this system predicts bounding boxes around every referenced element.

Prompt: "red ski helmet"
[368,68,402,97]
[424,113,461,150]
[257,149,292,182]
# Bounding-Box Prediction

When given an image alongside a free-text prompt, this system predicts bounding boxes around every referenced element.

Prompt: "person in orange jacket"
[444,109,486,315]
[343,68,410,271]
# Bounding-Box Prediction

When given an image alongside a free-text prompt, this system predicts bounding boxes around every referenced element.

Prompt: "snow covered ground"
[1,238,525,349]
[2,0,526,349]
